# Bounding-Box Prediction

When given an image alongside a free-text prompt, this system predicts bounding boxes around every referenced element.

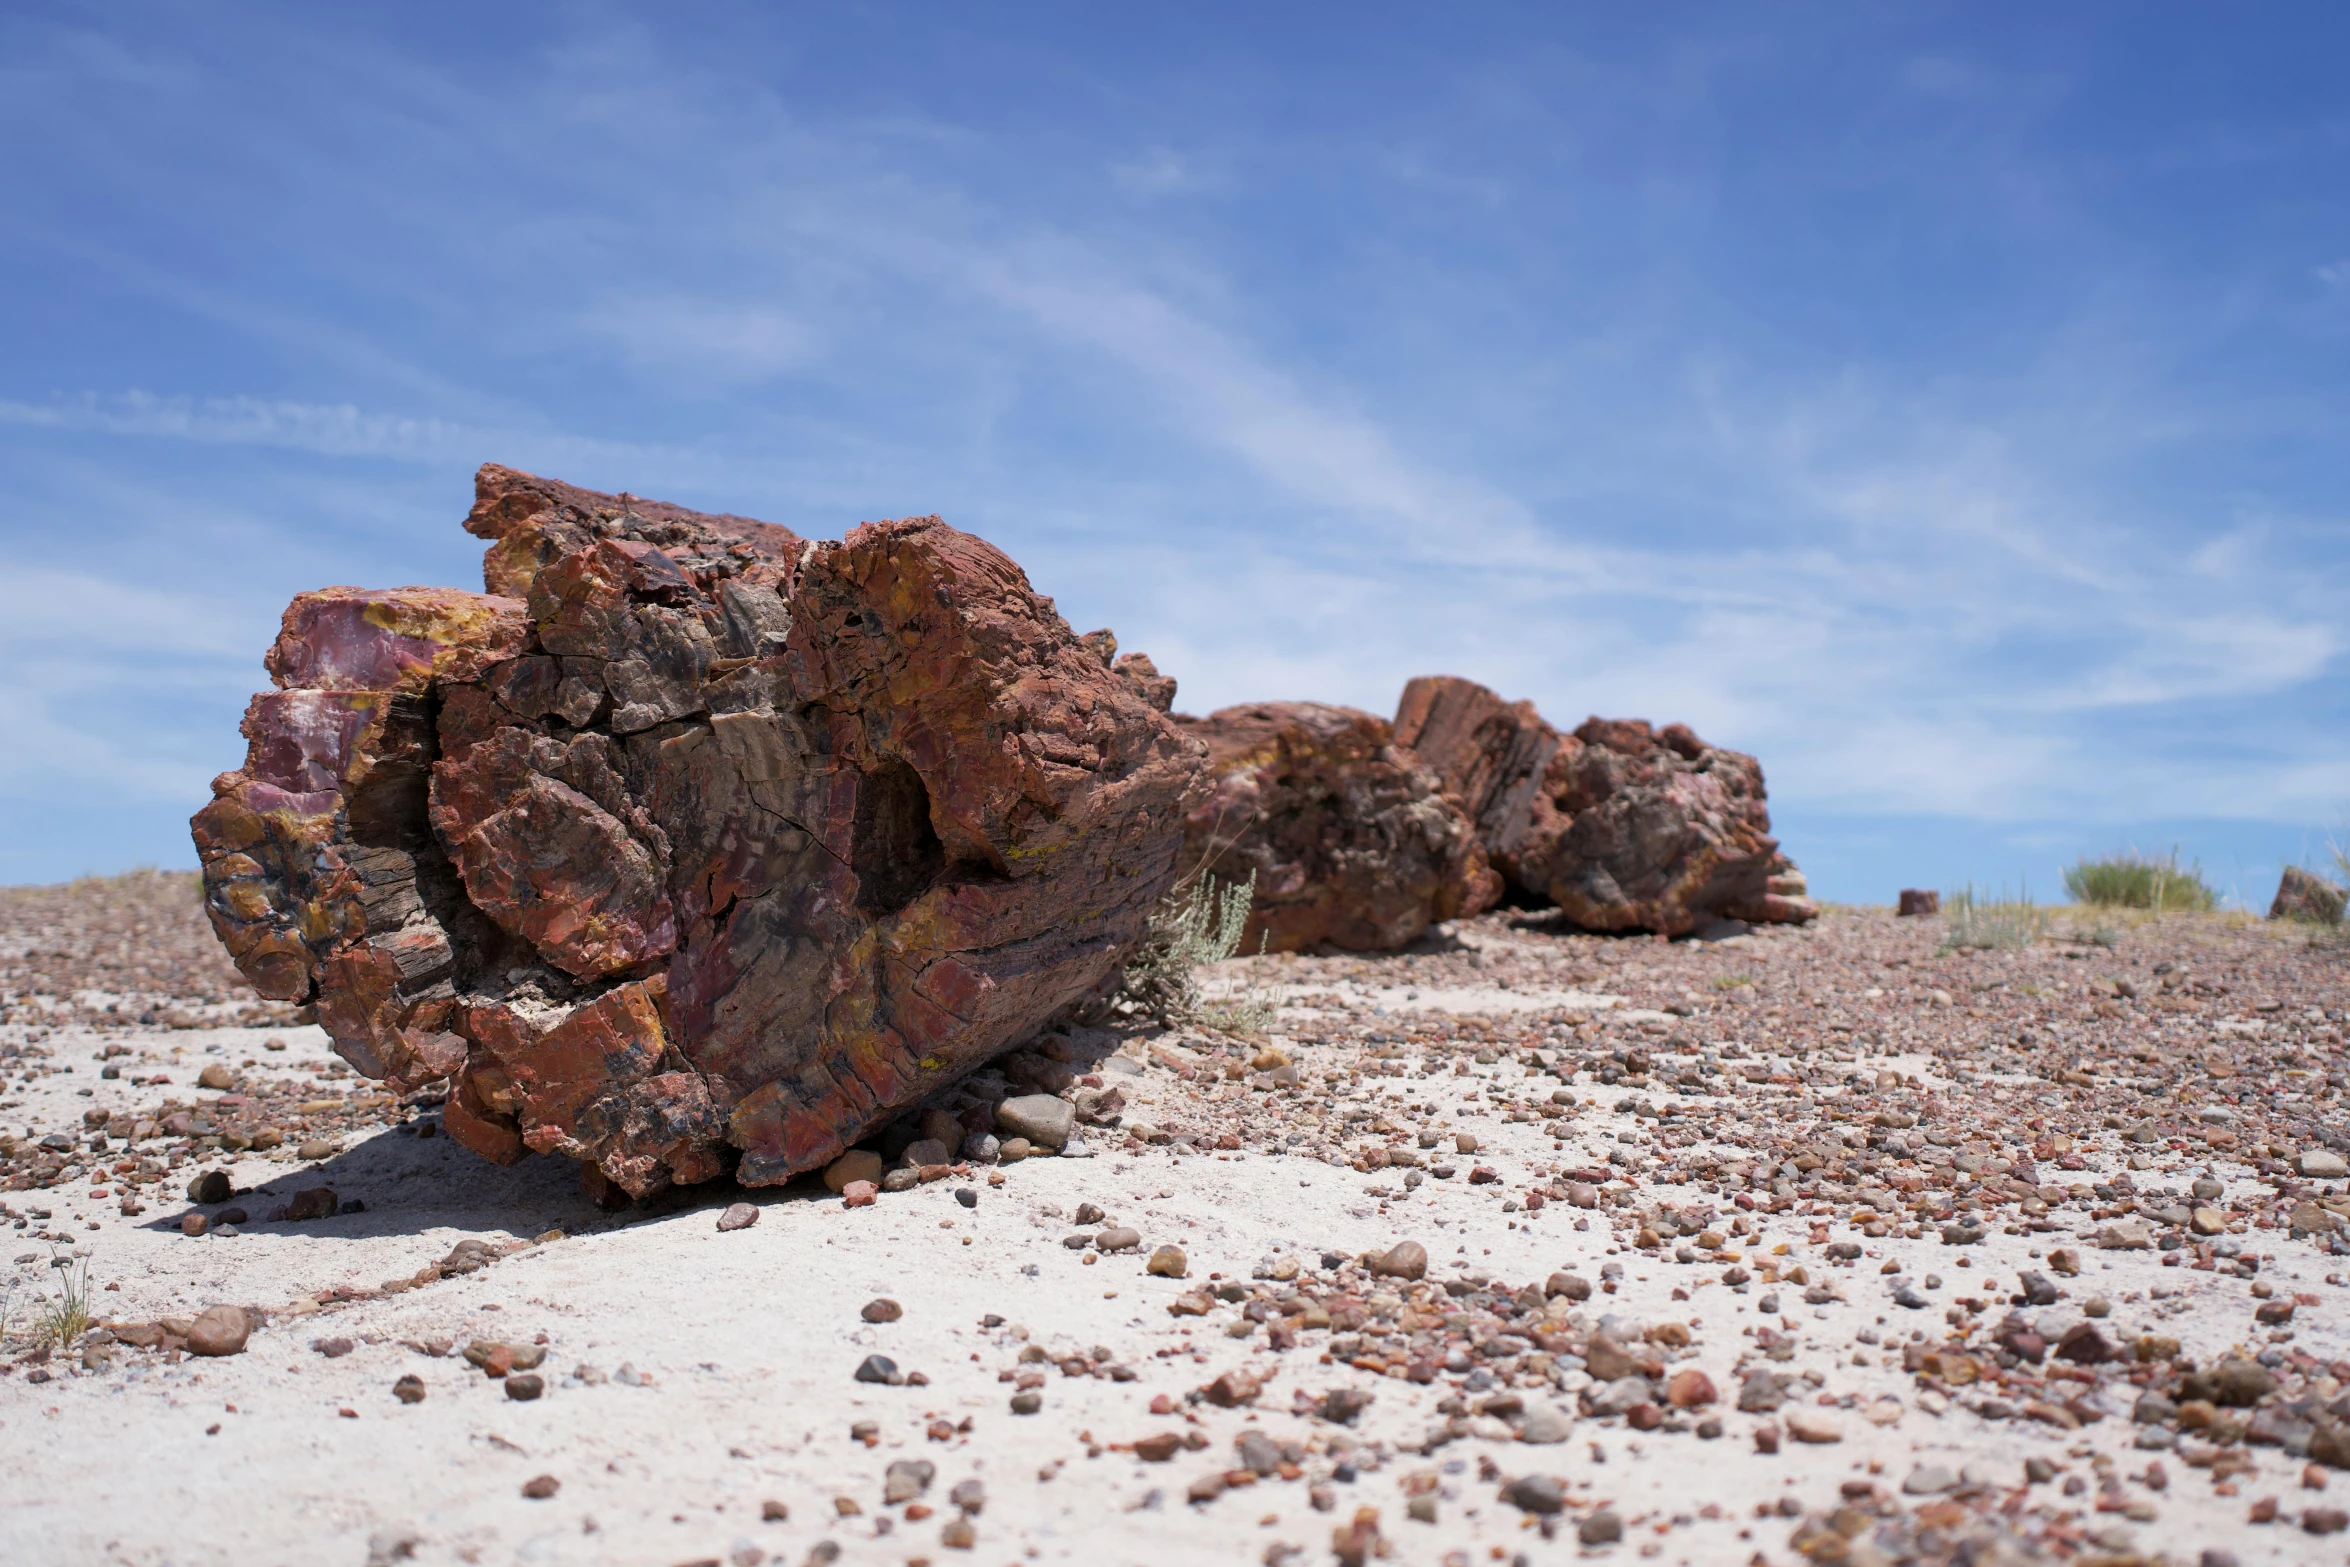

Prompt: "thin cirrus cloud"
[0,5,2344,897]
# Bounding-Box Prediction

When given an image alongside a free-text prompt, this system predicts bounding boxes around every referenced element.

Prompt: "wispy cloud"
[2,5,2346,887]
[0,391,476,462]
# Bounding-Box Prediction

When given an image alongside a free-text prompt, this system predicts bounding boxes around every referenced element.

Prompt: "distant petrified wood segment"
[1176,701,1499,952]
[1391,676,1559,885]
[1393,675,1815,934]
[2270,866,2346,925]
[195,464,1205,1197]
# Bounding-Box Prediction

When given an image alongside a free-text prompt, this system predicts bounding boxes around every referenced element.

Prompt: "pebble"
[994,1095,1074,1151]
[284,1186,339,1222]
[862,1298,903,1323]
[1665,1368,1717,1408]
[854,1355,901,1385]
[1368,1240,1427,1281]
[1545,1271,1591,1301]
[955,1187,978,1208]
[392,1375,426,1404]
[185,1305,250,1357]
[297,1139,337,1161]
[716,1202,759,1231]
[1518,1405,1572,1444]
[1094,1226,1142,1253]
[901,1137,952,1168]
[197,1063,234,1091]
[505,1373,545,1401]
[880,1168,919,1193]
[180,1212,208,1238]
[2300,1150,2349,1180]
[186,1169,231,1204]
[1785,1409,1842,1444]
[1146,1245,1187,1277]
[520,1475,560,1500]
[1501,1475,1563,1514]
[1577,1512,1624,1546]
[998,1137,1033,1163]
[882,1459,935,1504]
[841,1181,878,1208]
[1010,1390,1042,1414]
[1904,1465,1957,1495]
[1135,1431,1182,1462]
[825,1150,884,1191]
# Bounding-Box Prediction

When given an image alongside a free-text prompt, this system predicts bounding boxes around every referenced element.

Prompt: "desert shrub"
[1940,885,2045,953]
[2062,851,2217,912]
[30,1252,92,1349]
[1118,872,1275,1031]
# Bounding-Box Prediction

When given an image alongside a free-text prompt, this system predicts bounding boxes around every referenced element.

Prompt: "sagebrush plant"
[1118,870,1277,1032]
[1939,885,2045,954]
[2062,850,2218,913]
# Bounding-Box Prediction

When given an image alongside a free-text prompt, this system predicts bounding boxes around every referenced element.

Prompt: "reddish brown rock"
[1391,675,1559,883]
[195,465,1205,1198]
[1391,675,1813,935]
[2271,866,2345,925]
[1176,702,1499,952]
[1897,888,1941,918]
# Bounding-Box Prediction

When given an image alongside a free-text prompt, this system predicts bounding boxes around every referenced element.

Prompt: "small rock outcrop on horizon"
[1393,674,1816,935]
[2271,865,2346,925]
[1175,702,1501,953]
[192,465,1205,1198]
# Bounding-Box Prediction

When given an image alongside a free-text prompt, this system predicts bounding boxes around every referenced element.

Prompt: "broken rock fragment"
[1391,674,1814,934]
[194,464,1205,1199]
[1176,701,1498,951]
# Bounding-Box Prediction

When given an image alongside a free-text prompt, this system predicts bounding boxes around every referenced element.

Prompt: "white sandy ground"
[2,1005,2344,1566]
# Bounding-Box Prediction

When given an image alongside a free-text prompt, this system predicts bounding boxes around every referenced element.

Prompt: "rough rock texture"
[2271,865,2346,925]
[1391,675,1814,935]
[193,464,1205,1197]
[1389,675,1558,884]
[1175,702,1499,953]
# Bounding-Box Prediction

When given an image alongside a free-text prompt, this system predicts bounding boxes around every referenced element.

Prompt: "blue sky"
[3,4,2346,905]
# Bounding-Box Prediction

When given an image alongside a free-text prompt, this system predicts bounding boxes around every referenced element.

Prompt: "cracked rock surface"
[191,465,1205,1199]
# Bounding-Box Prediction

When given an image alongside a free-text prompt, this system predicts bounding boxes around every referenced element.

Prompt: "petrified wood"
[193,465,1204,1196]
[1176,701,1499,953]
[1393,675,1815,934]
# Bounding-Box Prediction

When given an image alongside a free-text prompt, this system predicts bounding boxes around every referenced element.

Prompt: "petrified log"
[1392,675,1815,934]
[1176,702,1499,952]
[193,464,1204,1196]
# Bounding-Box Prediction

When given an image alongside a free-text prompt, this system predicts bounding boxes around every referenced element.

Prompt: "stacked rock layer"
[193,465,1205,1197]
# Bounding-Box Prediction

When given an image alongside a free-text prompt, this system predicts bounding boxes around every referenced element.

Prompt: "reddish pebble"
[842,1180,879,1208]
